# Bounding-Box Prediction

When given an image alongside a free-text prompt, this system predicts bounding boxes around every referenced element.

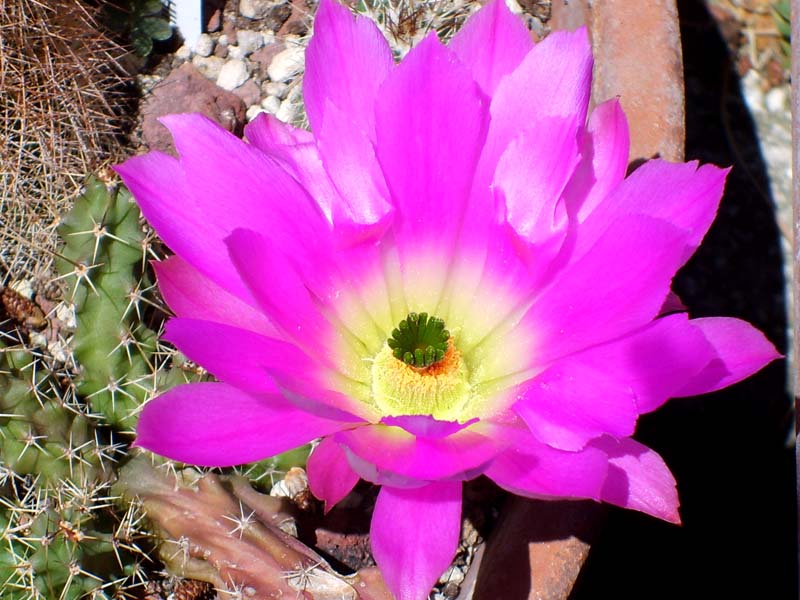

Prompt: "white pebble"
[191,55,224,80]
[268,45,305,83]
[228,45,246,60]
[218,34,229,46]
[264,81,288,99]
[237,30,264,55]
[261,95,281,113]
[246,105,267,122]
[741,69,765,113]
[217,59,249,91]
[193,33,214,57]
[765,86,789,114]
[276,97,297,123]
[239,0,267,19]
[175,43,192,60]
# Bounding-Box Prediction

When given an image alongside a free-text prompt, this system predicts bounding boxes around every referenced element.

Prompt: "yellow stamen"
[371,338,477,421]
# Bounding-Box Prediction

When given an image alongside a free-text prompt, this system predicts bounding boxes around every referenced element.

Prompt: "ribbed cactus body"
[56,177,157,428]
[0,343,147,599]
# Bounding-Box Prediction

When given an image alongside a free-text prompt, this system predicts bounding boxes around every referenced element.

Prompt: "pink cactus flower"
[116,1,780,598]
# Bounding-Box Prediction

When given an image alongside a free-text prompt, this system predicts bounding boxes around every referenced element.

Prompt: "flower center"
[372,317,476,421]
[387,312,450,368]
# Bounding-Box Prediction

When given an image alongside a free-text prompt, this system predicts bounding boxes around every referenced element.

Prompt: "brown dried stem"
[118,457,393,599]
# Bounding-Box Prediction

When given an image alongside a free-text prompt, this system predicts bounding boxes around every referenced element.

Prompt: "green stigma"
[387,312,450,368]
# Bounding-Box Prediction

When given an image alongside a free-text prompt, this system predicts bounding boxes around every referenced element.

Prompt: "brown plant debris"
[0,285,47,330]
[118,456,394,599]
[0,0,133,280]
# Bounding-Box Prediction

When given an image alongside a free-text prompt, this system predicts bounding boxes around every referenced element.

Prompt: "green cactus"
[0,341,151,600]
[0,346,107,484]
[54,175,309,471]
[106,0,174,57]
[55,175,209,429]
[0,174,319,599]
[772,0,791,69]
[56,177,159,429]
[0,479,150,599]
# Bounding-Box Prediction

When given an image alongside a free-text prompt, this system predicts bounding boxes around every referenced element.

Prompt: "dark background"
[573,1,796,598]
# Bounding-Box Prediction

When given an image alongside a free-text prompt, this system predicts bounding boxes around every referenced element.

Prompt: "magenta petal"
[375,33,489,252]
[677,317,781,396]
[135,382,351,467]
[480,27,591,184]
[494,114,581,244]
[307,437,360,512]
[579,313,716,414]
[381,415,475,438]
[164,318,308,392]
[244,112,313,148]
[154,256,275,337]
[225,228,330,348]
[118,114,334,302]
[163,318,373,421]
[582,159,729,259]
[660,290,687,314]
[564,98,631,220]
[514,314,719,449]
[485,429,608,500]
[161,113,332,264]
[317,99,393,229]
[343,449,426,489]
[304,0,394,138]
[371,482,462,600]
[513,314,714,450]
[243,115,342,218]
[449,0,534,95]
[524,215,690,364]
[512,361,640,451]
[336,421,508,481]
[115,150,249,301]
[591,436,681,524]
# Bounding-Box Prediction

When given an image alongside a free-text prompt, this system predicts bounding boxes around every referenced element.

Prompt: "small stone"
[239,0,270,19]
[218,34,229,46]
[213,42,228,59]
[222,18,237,44]
[206,7,222,32]
[217,59,249,91]
[234,79,262,107]
[277,0,311,36]
[268,45,304,83]
[244,1,292,30]
[228,45,246,60]
[276,97,297,123]
[765,57,786,87]
[765,86,789,114]
[175,43,192,60]
[237,29,264,55]
[261,95,281,113]
[439,565,466,587]
[264,81,288,98]
[246,104,267,122]
[141,63,246,155]
[742,70,766,113]
[194,33,214,57]
[251,42,285,68]
[191,54,224,80]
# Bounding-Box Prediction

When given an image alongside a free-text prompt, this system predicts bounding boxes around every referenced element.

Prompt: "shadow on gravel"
[573,1,796,599]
